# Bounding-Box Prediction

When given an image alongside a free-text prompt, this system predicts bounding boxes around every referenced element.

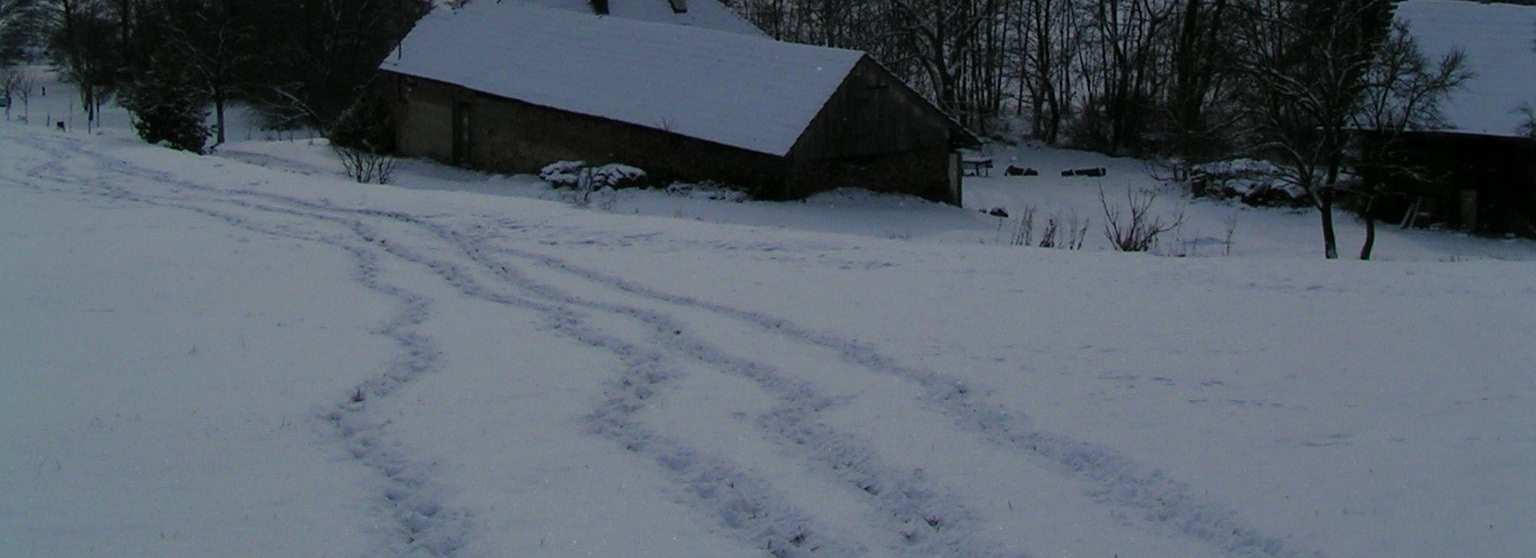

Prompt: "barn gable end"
[784,57,978,202]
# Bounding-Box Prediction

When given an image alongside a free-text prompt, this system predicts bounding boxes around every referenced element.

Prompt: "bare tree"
[1167,0,1235,162]
[1013,0,1078,143]
[1231,0,1392,259]
[1520,104,1536,140]
[0,65,17,119]
[888,0,993,121]
[12,65,33,119]
[1067,0,1180,155]
[0,64,33,121]
[47,0,121,132]
[1350,22,1469,260]
[162,0,249,148]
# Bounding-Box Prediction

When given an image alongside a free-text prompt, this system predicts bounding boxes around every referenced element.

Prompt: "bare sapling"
[1010,205,1037,246]
[1223,214,1239,256]
[1100,184,1186,252]
[336,146,398,184]
[1064,210,1090,250]
[1038,216,1059,248]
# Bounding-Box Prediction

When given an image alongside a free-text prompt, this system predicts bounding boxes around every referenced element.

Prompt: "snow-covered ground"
[213,136,1536,262]
[3,76,1535,558]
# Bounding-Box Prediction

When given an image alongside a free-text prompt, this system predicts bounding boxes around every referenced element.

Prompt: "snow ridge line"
[477,242,1317,558]
[20,136,867,558]
[12,136,470,557]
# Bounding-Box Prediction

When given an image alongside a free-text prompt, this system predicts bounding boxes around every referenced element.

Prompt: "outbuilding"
[1363,0,1536,234]
[379,1,979,204]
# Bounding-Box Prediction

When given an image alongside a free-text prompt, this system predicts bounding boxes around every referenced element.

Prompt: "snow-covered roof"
[1395,0,1536,138]
[514,0,765,36]
[384,2,864,156]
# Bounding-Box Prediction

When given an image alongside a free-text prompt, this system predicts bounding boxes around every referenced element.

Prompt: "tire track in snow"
[434,224,1008,558]
[473,235,1320,558]
[16,131,1309,556]
[12,134,875,558]
[208,200,991,557]
[243,210,1009,557]
[10,135,470,557]
[64,139,1009,557]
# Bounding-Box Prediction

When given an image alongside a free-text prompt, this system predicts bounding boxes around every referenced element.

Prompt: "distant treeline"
[0,0,430,143]
[725,0,1417,159]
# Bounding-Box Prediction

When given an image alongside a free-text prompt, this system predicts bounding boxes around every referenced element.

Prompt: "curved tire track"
[11,134,878,557]
[473,228,1320,558]
[7,135,470,557]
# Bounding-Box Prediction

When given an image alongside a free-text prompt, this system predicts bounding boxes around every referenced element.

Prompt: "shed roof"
[384,1,864,156]
[1395,0,1536,138]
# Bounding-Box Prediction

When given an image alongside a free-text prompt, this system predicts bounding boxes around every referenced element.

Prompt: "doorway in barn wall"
[452,101,473,166]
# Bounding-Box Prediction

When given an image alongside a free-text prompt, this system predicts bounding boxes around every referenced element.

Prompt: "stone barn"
[1360,1,1536,234]
[378,1,979,204]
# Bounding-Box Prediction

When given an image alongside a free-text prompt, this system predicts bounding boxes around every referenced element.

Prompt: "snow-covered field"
[3,78,1535,557]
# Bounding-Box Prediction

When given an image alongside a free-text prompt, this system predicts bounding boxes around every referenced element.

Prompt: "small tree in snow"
[11,67,32,120]
[0,65,17,119]
[120,44,211,153]
[1,65,34,120]
[1099,184,1184,252]
[329,91,398,184]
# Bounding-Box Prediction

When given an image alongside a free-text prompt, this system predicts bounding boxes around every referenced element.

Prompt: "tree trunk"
[1320,195,1339,259]
[214,96,226,148]
[1360,195,1377,260]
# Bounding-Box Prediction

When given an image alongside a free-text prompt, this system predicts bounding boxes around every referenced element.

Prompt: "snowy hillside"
[4,111,1536,558]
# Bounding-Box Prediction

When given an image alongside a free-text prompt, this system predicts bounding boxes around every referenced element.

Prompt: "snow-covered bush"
[663,182,749,202]
[539,161,648,190]
[329,93,398,185]
[1189,159,1308,208]
[334,144,398,185]
[538,160,588,188]
[590,164,646,188]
